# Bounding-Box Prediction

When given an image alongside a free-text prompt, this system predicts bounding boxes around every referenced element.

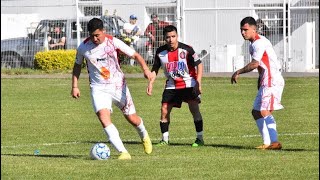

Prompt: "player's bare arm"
[231,59,259,84]
[146,71,158,96]
[146,63,161,96]
[196,63,203,93]
[71,63,82,98]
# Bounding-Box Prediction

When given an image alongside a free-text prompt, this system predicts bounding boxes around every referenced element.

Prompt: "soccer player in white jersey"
[147,25,204,147]
[231,16,284,150]
[71,18,153,160]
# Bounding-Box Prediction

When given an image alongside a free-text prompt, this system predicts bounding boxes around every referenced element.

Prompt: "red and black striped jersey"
[152,42,202,89]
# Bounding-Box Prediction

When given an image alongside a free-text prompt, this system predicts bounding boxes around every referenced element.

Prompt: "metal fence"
[1,0,318,72]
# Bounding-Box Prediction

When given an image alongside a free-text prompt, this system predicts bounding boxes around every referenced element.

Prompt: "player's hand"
[71,87,80,99]
[198,84,202,94]
[146,81,153,96]
[143,69,152,80]
[146,72,156,96]
[231,72,239,84]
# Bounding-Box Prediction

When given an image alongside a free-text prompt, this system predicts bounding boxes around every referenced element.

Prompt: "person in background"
[123,14,142,65]
[144,13,170,57]
[48,26,66,50]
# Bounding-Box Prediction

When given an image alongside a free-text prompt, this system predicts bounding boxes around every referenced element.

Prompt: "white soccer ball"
[90,143,111,160]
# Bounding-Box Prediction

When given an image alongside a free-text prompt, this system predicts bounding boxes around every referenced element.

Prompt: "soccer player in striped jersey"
[71,18,153,160]
[147,25,204,147]
[231,16,284,150]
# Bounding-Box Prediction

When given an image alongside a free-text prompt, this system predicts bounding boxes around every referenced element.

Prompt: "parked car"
[1,15,149,68]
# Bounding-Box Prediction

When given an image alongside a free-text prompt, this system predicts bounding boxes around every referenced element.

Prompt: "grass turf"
[1,76,319,179]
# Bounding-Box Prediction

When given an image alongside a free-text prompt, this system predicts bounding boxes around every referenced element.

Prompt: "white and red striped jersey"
[250,34,283,87]
[152,42,201,89]
[75,34,135,86]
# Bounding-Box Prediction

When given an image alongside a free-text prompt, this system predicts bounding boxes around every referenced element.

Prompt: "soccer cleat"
[155,140,169,147]
[191,138,204,147]
[255,144,270,149]
[265,142,282,150]
[118,152,131,160]
[255,142,282,150]
[142,133,153,154]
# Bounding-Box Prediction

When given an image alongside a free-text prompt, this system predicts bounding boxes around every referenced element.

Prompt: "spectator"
[144,13,170,56]
[123,14,142,65]
[48,26,66,50]
[256,18,270,37]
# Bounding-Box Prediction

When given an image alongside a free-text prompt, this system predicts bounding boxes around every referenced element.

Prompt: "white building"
[1,0,318,72]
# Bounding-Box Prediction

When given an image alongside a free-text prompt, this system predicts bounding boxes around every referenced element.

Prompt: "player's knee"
[251,109,263,120]
[192,113,202,121]
[260,110,271,117]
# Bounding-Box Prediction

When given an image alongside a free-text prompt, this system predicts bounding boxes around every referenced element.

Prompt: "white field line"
[1,132,318,149]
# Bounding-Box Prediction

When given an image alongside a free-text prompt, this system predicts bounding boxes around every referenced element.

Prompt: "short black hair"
[163,25,177,36]
[87,18,104,33]
[240,16,257,27]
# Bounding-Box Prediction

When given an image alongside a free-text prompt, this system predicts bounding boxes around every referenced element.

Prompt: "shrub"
[34,50,76,70]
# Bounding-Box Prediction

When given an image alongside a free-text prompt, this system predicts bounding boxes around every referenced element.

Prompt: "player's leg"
[157,102,174,146]
[96,109,129,157]
[114,83,152,154]
[91,86,130,159]
[185,86,204,147]
[262,84,284,149]
[188,101,204,147]
[156,89,178,146]
[253,86,283,150]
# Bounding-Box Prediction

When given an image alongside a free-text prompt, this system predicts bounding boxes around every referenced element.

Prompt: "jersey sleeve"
[251,40,266,62]
[187,46,201,67]
[75,44,85,65]
[151,49,162,72]
[113,37,135,57]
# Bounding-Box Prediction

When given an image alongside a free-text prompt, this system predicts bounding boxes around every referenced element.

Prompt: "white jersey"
[123,23,140,34]
[75,35,135,86]
[250,34,283,87]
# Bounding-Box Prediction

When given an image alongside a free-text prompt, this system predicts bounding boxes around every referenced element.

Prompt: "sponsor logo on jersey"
[180,51,186,59]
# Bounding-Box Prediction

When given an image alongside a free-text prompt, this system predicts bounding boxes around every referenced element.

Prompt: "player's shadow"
[82,140,315,152]
[1,153,87,159]
[163,142,315,152]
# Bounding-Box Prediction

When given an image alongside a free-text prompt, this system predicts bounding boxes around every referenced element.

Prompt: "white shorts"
[253,80,284,111]
[90,81,136,115]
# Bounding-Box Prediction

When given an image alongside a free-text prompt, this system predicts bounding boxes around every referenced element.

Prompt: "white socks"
[264,115,278,143]
[162,132,169,142]
[104,124,127,153]
[256,118,271,145]
[196,131,203,141]
[135,119,148,139]
[256,115,279,144]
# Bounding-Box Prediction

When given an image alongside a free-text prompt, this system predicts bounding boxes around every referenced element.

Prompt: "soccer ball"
[90,143,111,160]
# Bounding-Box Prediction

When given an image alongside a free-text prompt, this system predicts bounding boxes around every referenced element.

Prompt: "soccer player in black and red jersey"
[147,25,204,147]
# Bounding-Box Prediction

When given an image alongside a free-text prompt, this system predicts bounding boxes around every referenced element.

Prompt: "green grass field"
[1,76,319,179]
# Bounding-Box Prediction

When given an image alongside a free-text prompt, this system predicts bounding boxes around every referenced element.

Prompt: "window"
[80,6,102,16]
[71,21,89,38]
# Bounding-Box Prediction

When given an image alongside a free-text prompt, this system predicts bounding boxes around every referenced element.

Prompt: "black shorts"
[161,86,201,108]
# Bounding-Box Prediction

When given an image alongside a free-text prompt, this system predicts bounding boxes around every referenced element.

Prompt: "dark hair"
[163,25,177,36]
[88,18,104,33]
[240,16,257,27]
